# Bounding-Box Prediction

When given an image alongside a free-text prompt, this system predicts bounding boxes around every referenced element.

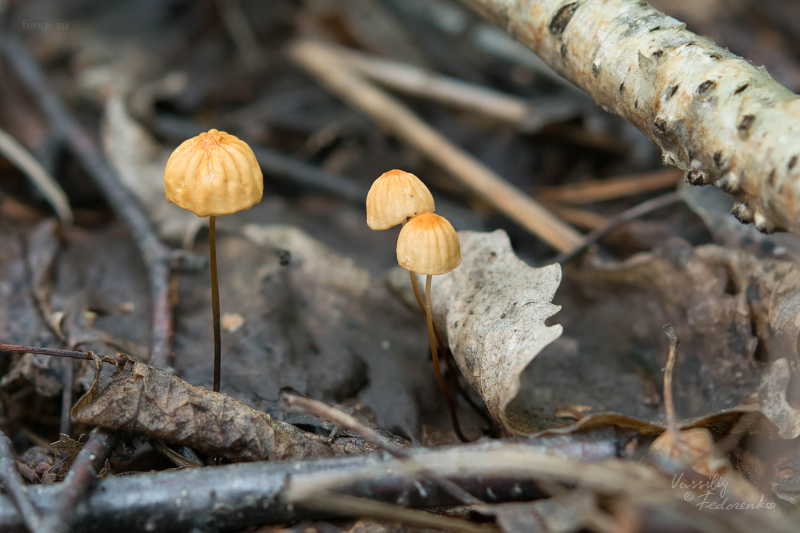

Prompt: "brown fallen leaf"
[428,230,563,434]
[71,353,335,462]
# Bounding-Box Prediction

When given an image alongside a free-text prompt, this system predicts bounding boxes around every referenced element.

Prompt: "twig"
[281,392,483,506]
[551,192,682,264]
[330,44,536,128]
[59,359,73,436]
[0,433,633,532]
[537,169,683,205]
[0,345,121,532]
[662,324,681,439]
[0,128,73,224]
[47,428,119,533]
[2,35,173,368]
[0,343,95,362]
[0,430,51,533]
[548,205,610,230]
[461,0,800,235]
[213,0,262,70]
[289,39,584,252]
[292,491,496,533]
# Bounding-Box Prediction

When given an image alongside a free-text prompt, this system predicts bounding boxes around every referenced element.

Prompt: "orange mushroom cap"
[164,129,263,217]
[396,212,461,275]
[366,169,435,230]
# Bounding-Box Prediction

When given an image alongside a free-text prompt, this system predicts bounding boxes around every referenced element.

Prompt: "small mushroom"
[164,129,263,393]
[366,169,435,230]
[396,212,465,441]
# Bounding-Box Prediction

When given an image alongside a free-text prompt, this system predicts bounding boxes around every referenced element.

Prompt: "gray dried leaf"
[430,230,563,434]
[72,354,335,462]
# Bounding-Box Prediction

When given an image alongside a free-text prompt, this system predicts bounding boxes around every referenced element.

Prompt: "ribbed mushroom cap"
[164,129,263,217]
[366,169,435,230]
[396,212,461,275]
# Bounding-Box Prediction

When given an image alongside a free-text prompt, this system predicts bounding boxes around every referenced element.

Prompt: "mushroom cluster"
[366,170,465,441]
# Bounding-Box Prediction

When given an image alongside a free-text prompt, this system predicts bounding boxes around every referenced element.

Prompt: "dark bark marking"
[549,3,581,36]
[789,156,798,170]
[734,83,749,95]
[738,115,755,137]
[697,80,716,94]
[667,84,680,99]
[686,170,706,186]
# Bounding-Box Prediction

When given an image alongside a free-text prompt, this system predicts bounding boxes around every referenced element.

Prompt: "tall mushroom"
[396,212,465,441]
[164,129,263,393]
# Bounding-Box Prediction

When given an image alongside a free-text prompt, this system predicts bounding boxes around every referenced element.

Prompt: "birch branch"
[461,0,800,235]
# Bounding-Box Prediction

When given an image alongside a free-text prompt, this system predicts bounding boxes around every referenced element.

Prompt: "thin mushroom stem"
[209,216,221,393]
[425,274,467,442]
[407,258,493,432]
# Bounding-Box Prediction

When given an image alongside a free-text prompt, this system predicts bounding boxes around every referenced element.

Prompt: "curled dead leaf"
[71,353,334,462]
[429,230,563,434]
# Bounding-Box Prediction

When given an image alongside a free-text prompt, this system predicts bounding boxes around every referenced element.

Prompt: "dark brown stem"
[209,216,221,394]
[425,275,467,442]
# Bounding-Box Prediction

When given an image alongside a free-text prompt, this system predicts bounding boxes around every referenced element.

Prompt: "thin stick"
[331,44,532,128]
[59,359,73,436]
[289,40,583,252]
[551,192,682,264]
[48,428,119,533]
[0,343,92,361]
[426,275,467,442]
[292,491,495,533]
[537,169,682,205]
[0,128,73,224]
[0,430,51,533]
[213,0,262,70]
[281,392,483,506]
[548,205,610,231]
[209,216,221,394]
[662,324,681,438]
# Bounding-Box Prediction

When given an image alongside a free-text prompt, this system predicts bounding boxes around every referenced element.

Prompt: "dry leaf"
[429,230,563,434]
[71,353,335,462]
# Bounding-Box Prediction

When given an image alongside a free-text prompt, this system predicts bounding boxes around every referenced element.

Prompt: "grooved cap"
[366,169,435,230]
[164,129,263,217]
[396,212,461,275]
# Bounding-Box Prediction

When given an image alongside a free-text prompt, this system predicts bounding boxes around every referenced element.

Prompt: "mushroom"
[396,212,465,441]
[164,129,263,392]
[366,169,435,230]
[366,169,434,315]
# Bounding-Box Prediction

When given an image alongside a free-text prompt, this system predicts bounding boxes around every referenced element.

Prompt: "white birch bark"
[462,0,800,234]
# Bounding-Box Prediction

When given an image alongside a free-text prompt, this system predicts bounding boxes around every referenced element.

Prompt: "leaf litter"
[4,0,800,530]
